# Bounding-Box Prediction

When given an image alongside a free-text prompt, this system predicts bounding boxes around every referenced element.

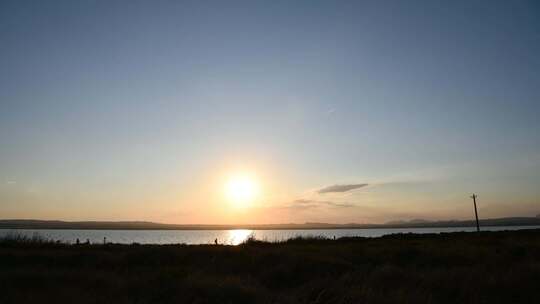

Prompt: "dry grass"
[1,229,540,303]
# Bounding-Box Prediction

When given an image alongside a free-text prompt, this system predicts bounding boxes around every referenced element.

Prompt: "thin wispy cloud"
[293,199,356,209]
[283,203,320,211]
[318,183,368,194]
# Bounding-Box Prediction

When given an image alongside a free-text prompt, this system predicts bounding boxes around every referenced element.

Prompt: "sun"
[225,174,260,207]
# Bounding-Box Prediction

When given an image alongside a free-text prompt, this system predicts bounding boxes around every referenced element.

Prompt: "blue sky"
[1,0,539,223]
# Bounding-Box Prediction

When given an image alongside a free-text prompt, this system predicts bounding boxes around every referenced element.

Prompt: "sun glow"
[225,175,260,207]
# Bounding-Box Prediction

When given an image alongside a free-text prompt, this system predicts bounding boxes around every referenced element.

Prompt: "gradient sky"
[1,0,539,224]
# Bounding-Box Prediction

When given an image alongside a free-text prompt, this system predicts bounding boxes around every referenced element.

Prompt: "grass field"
[1,229,540,304]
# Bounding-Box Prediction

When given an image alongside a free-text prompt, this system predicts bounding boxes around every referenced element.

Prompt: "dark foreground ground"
[1,230,540,304]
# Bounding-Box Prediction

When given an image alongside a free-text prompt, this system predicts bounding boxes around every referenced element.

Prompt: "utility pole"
[471,194,480,232]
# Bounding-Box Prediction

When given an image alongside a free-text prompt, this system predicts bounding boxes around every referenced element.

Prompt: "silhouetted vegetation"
[1,229,540,303]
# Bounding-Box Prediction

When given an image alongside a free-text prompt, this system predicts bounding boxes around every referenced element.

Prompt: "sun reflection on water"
[227,229,253,245]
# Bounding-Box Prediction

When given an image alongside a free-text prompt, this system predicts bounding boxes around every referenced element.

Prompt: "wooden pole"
[471,194,480,232]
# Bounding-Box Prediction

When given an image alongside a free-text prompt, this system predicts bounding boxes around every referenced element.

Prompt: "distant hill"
[1,217,540,230]
[385,219,430,225]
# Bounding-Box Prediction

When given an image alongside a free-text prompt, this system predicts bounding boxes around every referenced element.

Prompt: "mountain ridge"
[1,217,540,230]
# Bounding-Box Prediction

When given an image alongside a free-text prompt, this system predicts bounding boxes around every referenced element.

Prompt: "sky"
[1,0,540,224]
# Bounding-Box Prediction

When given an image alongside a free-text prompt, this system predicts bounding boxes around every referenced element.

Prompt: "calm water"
[1,226,539,245]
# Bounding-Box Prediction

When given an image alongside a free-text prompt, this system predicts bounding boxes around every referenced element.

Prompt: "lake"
[1,225,539,245]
